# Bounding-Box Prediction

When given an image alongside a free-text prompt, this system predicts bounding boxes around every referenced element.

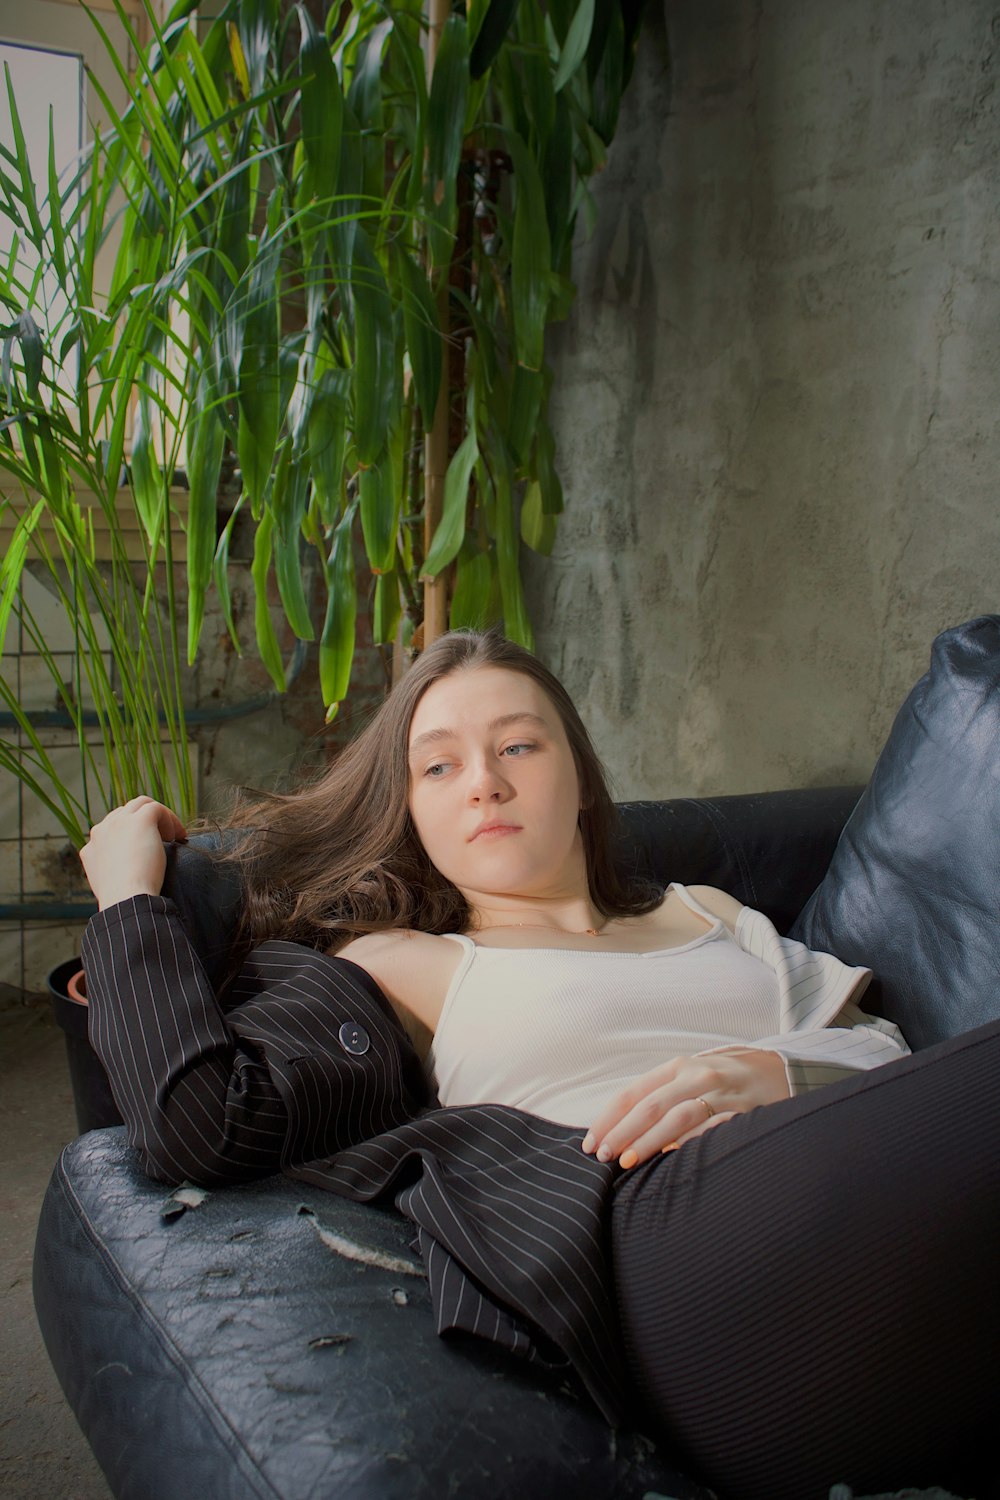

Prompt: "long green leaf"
[215,121,252,299]
[348,18,391,203]
[2,67,46,246]
[103,339,145,504]
[250,508,286,691]
[34,413,67,513]
[235,233,283,510]
[423,425,478,578]
[46,114,67,284]
[469,0,519,79]
[359,445,399,575]
[506,363,542,470]
[492,439,532,647]
[271,444,314,639]
[386,10,428,213]
[346,16,390,126]
[319,504,357,714]
[213,499,242,654]
[520,478,556,554]
[450,539,498,630]
[589,2,625,144]
[505,130,551,371]
[543,92,574,265]
[185,375,225,661]
[372,566,400,646]
[351,238,397,468]
[517,1,556,144]
[236,0,279,98]
[273,526,313,640]
[553,0,596,92]
[425,13,468,268]
[533,412,564,515]
[307,362,349,524]
[394,244,442,423]
[129,390,165,545]
[0,499,43,653]
[297,4,341,205]
[14,311,42,400]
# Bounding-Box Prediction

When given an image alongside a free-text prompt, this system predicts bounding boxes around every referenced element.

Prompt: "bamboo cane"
[422,0,451,648]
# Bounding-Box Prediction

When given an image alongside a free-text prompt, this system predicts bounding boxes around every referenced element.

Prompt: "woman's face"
[407,666,586,905]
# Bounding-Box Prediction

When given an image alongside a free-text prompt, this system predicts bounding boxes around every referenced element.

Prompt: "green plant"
[0,97,203,842]
[0,0,642,843]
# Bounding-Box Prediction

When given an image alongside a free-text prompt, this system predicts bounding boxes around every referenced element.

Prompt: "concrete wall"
[527,0,1000,799]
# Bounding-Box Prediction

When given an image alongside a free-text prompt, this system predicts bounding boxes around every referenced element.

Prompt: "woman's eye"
[501,742,534,757]
[425,762,450,777]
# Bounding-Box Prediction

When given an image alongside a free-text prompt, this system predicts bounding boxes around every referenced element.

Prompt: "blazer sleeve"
[81,894,429,1186]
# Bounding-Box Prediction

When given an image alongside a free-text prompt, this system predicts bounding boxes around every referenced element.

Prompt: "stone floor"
[0,1001,113,1500]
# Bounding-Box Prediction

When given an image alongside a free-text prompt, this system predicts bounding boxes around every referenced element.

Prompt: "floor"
[0,1000,113,1500]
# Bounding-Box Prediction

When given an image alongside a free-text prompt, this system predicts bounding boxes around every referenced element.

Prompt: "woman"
[79,629,998,1500]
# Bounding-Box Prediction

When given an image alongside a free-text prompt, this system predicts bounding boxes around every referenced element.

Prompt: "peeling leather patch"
[160,1184,209,1222]
[297,1206,426,1277]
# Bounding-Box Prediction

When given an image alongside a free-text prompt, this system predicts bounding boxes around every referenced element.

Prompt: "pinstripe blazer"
[81,892,908,1426]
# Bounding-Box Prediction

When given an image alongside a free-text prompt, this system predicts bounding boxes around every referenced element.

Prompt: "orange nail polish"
[661,1143,679,1154]
[619,1149,638,1170]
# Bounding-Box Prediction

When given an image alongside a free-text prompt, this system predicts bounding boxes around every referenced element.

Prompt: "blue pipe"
[0,900,97,921]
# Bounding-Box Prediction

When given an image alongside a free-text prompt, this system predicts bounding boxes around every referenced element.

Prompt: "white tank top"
[427,883,782,1128]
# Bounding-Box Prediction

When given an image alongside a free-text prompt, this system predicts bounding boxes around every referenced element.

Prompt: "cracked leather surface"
[34,1130,712,1500]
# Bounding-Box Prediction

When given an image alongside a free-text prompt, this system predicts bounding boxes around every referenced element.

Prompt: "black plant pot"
[47,957,123,1135]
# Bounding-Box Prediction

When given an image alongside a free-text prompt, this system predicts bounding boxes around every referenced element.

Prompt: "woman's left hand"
[581,1048,790,1169]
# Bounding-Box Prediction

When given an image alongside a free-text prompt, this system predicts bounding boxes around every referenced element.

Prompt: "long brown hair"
[224,628,660,955]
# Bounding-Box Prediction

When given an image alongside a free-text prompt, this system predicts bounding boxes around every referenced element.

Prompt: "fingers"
[78,799,186,908]
[582,1050,789,1170]
[86,798,187,845]
[583,1060,680,1153]
[597,1104,738,1171]
[600,1093,725,1169]
[120,796,188,840]
[583,1059,717,1164]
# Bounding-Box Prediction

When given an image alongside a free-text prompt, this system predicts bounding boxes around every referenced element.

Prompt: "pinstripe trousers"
[611,1016,1000,1500]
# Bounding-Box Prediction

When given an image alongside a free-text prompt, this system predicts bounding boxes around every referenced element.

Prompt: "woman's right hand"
[79,797,188,910]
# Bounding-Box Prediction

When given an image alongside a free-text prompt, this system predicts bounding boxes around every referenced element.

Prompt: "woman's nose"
[469,762,511,802]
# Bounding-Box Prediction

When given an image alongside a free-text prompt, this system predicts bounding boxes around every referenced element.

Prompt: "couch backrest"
[162,787,860,999]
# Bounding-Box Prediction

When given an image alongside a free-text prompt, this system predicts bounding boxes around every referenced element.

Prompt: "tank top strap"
[441,932,477,954]
[666,881,732,931]
[435,932,479,1038]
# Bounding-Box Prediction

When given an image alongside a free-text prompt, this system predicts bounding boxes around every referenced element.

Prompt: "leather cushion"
[615,786,861,934]
[791,616,1000,1050]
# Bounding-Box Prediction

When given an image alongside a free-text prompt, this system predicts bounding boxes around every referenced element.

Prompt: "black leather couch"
[32,617,1000,1500]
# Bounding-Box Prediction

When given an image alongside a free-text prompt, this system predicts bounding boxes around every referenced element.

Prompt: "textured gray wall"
[527,0,1000,798]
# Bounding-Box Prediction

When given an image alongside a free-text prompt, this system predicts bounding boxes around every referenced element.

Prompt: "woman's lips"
[470,822,522,841]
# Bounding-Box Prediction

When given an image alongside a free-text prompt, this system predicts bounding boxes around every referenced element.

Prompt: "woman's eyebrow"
[408,711,549,758]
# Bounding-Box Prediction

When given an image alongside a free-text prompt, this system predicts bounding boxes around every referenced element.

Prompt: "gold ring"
[695,1096,715,1119]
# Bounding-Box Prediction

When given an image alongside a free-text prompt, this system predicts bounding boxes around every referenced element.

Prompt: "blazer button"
[339,1021,370,1056]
